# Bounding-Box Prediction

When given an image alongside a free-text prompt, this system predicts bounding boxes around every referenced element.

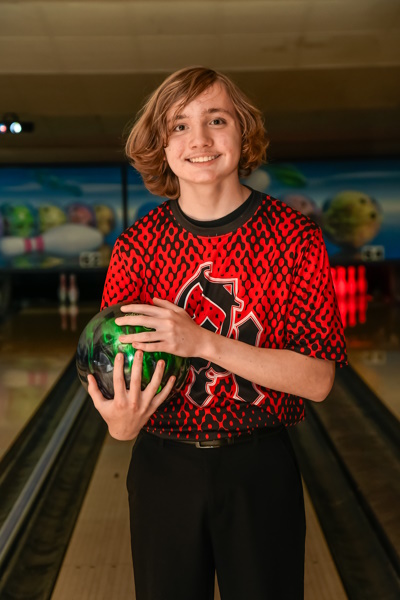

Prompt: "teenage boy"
[88,66,347,600]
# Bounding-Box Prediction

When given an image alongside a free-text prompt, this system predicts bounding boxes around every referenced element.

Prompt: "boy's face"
[164,83,242,191]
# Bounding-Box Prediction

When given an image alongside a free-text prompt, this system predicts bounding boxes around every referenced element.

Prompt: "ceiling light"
[0,113,34,134]
[10,121,22,134]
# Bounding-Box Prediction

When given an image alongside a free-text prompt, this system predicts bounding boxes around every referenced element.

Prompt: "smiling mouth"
[187,155,220,163]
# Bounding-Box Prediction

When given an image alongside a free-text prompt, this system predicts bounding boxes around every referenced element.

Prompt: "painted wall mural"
[244,158,400,261]
[0,166,123,270]
[1,158,399,270]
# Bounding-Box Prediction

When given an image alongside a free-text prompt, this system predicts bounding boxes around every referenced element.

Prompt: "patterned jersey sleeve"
[100,234,140,310]
[284,227,348,367]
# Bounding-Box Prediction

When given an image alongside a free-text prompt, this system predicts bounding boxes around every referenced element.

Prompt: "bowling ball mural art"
[76,303,190,400]
[1,203,38,237]
[0,223,103,259]
[94,204,116,236]
[39,204,67,232]
[0,166,124,270]
[67,202,96,227]
[282,193,322,226]
[322,191,383,250]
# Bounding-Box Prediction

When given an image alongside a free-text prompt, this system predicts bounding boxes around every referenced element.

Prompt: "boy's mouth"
[187,154,220,163]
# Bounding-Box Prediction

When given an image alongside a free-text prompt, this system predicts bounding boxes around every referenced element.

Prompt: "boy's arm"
[116,298,336,403]
[199,329,335,402]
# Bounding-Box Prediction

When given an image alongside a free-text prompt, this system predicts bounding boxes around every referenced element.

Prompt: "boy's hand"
[115,297,208,358]
[88,349,175,440]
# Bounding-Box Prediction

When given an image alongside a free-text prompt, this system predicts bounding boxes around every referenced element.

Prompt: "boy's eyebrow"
[205,107,234,117]
[171,107,234,122]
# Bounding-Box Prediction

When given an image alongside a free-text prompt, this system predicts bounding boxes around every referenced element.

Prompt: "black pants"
[127,428,305,600]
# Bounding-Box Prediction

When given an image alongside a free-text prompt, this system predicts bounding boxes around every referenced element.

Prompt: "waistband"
[142,425,285,449]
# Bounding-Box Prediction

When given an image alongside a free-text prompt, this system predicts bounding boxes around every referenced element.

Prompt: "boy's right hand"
[88,350,175,440]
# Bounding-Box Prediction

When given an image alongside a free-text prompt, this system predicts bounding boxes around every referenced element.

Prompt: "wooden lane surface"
[52,434,347,600]
[344,302,400,423]
[347,348,400,422]
[0,304,98,460]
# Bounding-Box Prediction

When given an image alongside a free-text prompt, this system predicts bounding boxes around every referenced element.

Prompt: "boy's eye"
[174,124,186,132]
[210,118,226,125]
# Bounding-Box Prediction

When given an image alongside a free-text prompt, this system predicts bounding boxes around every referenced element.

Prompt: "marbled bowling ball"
[2,203,37,237]
[322,190,382,249]
[76,303,190,400]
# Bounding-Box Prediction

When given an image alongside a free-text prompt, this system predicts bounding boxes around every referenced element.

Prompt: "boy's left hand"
[115,297,205,357]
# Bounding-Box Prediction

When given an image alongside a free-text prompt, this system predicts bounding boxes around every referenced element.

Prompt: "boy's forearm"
[198,329,335,402]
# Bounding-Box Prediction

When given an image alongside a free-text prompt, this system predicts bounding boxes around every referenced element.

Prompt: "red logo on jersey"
[176,263,264,407]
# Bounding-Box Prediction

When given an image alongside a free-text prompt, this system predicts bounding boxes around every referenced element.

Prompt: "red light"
[0,124,7,133]
[331,264,370,328]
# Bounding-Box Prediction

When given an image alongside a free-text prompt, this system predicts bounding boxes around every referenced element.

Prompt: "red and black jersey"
[101,188,347,440]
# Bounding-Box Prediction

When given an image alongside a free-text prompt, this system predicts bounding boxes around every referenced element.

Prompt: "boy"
[88,66,347,600]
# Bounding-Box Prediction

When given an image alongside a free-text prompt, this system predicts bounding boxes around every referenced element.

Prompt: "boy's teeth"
[189,155,217,163]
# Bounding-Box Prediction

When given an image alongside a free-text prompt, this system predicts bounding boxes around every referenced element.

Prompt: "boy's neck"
[177,180,249,222]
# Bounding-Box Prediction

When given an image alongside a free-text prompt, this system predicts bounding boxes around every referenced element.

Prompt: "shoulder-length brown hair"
[125,66,270,199]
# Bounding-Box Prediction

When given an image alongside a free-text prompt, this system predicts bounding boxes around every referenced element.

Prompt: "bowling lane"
[51,433,347,600]
[344,301,400,421]
[0,302,98,459]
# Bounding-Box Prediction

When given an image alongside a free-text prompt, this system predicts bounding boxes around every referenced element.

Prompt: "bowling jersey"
[101,187,347,441]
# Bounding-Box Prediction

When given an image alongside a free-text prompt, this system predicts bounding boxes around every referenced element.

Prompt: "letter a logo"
[176,263,264,407]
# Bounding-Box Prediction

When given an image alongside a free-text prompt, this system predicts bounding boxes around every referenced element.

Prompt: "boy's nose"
[189,126,212,147]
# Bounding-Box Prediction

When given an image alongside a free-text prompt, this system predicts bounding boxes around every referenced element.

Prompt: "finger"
[126,342,167,353]
[115,315,157,329]
[87,374,107,408]
[112,352,129,399]
[120,304,162,317]
[119,330,160,344]
[129,349,143,392]
[143,359,167,399]
[152,297,178,310]
[149,375,176,412]
[119,303,142,313]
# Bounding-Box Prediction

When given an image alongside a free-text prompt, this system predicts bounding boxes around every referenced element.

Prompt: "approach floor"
[0,299,398,599]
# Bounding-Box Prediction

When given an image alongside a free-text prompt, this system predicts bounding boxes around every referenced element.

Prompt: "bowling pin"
[68,274,79,305]
[348,296,357,328]
[357,265,368,295]
[336,266,347,298]
[357,294,368,324]
[347,266,356,297]
[59,303,68,330]
[58,273,67,304]
[0,224,103,258]
[69,303,79,331]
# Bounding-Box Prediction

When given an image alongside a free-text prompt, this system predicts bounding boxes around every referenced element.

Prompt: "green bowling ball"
[2,204,37,237]
[76,303,190,399]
